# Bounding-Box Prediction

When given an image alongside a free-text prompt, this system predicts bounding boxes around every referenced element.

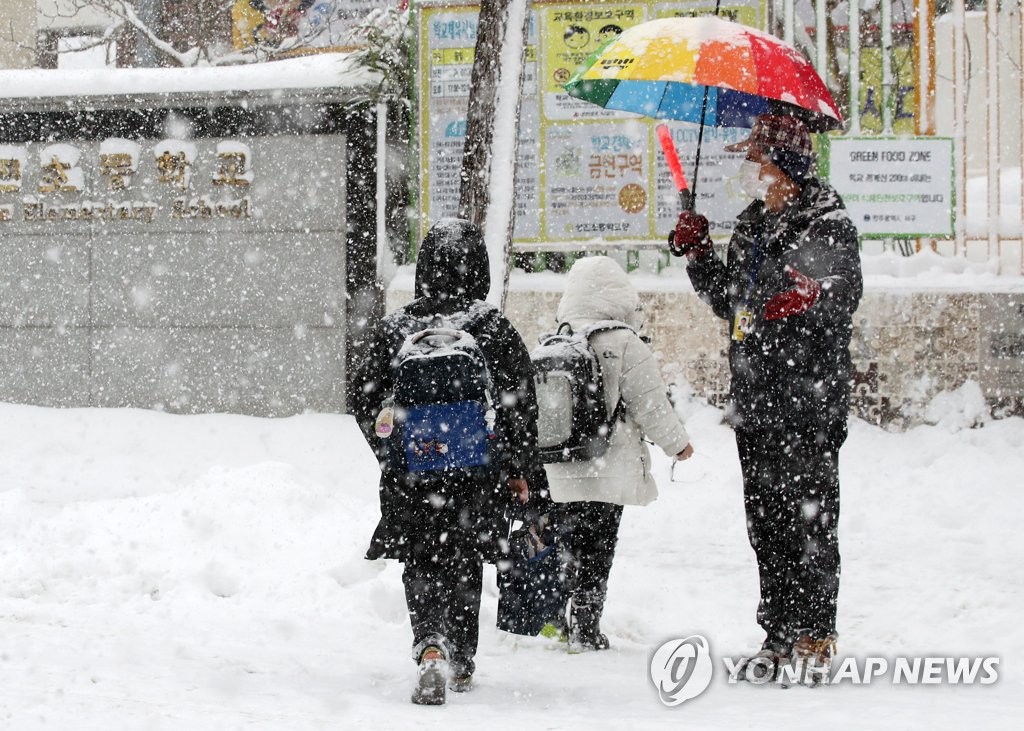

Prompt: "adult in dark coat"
[669,115,863,683]
[350,218,541,701]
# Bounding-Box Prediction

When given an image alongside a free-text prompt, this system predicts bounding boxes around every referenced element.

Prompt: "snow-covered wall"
[0,130,349,414]
[0,64,399,415]
[0,52,379,104]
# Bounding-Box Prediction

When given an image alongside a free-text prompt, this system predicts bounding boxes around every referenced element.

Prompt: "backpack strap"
[578,320,634,424]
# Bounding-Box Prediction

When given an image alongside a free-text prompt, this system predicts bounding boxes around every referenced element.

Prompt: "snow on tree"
[36,0,411,80]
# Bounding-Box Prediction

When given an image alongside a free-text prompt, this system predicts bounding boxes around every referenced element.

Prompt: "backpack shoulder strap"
[445,300,499,332]
[579,320,635,424]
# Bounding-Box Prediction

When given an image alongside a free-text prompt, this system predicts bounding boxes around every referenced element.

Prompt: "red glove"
[668,211,712,260]
[763,266,821,321]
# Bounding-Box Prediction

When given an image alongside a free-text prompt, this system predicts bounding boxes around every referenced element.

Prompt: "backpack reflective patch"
[390,327,494,472]
[535,371,575,447]
[530,322,627,463]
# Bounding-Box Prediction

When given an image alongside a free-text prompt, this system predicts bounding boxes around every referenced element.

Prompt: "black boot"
[732,635,792,683]
[568,600,610,653]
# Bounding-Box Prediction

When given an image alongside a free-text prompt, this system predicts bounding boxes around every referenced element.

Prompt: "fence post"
[986,0,1001,268]
[782,0,795,45]
[849,0,861,136]
[881,0,894,136]
[915,0,936,136]
[952,0,967,257]
[1020,0,1024,275]
[815,0,827,88]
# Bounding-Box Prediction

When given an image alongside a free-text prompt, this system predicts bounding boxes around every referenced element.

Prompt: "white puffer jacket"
[544,257,691,506]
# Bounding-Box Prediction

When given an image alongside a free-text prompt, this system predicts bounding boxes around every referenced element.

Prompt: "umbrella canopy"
[564,16,843,132]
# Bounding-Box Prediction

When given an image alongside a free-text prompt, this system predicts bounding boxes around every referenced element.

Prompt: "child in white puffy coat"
[545,256,694,651]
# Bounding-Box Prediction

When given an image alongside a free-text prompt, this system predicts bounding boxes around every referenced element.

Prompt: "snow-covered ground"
[0,393,1021,729]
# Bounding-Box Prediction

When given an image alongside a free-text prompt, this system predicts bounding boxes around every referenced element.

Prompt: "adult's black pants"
[735,423,845,643]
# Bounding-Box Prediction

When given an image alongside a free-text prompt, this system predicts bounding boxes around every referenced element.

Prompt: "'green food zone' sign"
[820,136,954,239]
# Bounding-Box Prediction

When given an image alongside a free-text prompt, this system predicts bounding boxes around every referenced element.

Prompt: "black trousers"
[735,424,844,643]
[552,501,625,611]
[402,531,483,677]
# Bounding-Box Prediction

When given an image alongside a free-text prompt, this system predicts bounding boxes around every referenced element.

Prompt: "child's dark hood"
[414,218,490,302]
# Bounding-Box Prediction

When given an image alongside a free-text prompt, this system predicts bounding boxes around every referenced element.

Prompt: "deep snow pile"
[0,394,1021,729]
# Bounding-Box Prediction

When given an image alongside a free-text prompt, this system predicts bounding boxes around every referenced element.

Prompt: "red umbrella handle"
[655,124,694,211]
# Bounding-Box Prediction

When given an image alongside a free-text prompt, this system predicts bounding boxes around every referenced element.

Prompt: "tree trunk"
[458,0,506,228]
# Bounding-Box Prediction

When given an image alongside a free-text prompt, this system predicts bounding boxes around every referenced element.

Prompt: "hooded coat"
[351,219,541,562]
[544,257,691,507]
[686,178,863,433]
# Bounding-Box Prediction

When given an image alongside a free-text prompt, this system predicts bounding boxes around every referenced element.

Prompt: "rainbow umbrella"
[564,15,842,132]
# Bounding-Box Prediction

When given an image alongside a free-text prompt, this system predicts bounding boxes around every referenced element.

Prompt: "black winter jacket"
[350,219,542,561]
[686,179,863,433]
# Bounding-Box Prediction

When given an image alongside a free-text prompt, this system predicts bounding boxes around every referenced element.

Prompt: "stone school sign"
[0,56,381,415]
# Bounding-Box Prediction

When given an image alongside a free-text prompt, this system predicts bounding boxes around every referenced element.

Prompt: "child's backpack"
[386,324,495,473]
[530,321,630,463]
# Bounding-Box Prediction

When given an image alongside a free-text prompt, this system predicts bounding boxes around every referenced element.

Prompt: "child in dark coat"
[350,218,541,705]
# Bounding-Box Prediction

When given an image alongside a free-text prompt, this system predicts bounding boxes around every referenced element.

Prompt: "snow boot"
[732,636,792,683]
[786,632,837,688]
[448,658,473,693]
[448,671,473,693]
[411,646,448,705]
[567,601,610,654]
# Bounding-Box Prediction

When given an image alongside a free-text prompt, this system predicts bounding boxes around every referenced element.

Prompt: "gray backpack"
[530,321,630,463]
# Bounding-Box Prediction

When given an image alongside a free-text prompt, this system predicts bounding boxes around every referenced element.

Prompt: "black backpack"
[386,320,495,473]
[496,516,566,636]
[530,321,630,464]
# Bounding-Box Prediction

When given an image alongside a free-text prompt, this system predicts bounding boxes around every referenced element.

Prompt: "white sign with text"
[823,137,954,238]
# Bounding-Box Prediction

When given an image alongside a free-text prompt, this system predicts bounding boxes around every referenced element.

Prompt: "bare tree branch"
[32,0,410,93]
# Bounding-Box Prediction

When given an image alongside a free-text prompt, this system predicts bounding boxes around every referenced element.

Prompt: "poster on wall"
[858,46,917,136]
[541,3,647,122]
[420,8,477,225]
[232,0,408,50]
[419,1,955,248]
[543,120,650,239]
[651,123,750,238]
[418,5,540,240]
